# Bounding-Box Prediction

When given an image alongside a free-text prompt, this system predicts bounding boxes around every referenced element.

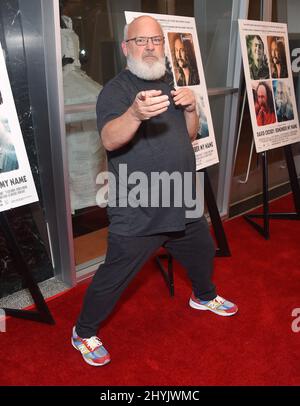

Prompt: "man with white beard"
[71,15,237,367]
[274,81,294,122]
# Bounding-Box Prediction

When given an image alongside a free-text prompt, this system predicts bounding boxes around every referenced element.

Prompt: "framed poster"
[0,44,38,211]
[239,19,300,153]
[125,11,219,170]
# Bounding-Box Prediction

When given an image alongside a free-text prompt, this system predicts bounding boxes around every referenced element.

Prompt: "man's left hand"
[171,88,196,112]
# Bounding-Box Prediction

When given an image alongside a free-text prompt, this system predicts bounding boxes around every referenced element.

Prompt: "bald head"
[124,16,163,41]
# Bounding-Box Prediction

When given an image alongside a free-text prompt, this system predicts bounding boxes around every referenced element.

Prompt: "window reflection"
[60,1,108,267]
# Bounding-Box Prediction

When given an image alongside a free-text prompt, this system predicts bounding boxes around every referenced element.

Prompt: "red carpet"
[1,194,300,386]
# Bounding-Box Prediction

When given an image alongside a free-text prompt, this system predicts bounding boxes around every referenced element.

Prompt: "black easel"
[244,144,300,239]
[0,212,55,325]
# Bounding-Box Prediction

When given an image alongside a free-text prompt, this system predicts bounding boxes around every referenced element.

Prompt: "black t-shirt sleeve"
[96,79,132,136]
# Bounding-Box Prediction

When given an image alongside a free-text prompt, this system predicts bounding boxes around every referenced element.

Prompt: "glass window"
[195,0,233,87]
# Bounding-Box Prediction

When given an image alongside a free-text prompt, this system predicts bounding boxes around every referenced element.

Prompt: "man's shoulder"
[96,70,135,117]
[99,70,136,98]
[102,70,130,89]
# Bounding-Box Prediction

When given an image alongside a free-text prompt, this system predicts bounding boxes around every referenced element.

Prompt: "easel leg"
[155,254,174,297]
[244,151,270,240]
[262,151,270,238]
[203,169,231,256]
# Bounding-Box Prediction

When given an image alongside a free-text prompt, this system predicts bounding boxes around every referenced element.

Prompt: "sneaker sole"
[189,298,237,317]
[71,338,111,367]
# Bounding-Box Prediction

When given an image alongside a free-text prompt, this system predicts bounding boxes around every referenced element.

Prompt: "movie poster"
[125,11,219,170]
[239,19,300,153]
[0,44,38,211]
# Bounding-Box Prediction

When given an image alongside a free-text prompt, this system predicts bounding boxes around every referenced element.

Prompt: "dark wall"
[0,0,53,298]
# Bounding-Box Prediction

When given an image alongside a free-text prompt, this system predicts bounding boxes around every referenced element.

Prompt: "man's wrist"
[128,105,143,123]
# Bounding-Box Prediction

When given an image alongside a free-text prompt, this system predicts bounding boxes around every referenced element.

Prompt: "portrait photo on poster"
[246,34,270,80]
[0,93,19,174]
[272,80,294,122]
[252,80,277,126]
[268,36,288,79]
[167,32,200,87]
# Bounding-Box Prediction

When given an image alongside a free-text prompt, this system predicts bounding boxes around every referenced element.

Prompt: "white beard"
[127,54,166,80]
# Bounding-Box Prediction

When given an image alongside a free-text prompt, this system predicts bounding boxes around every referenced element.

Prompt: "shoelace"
[82,336,103,352]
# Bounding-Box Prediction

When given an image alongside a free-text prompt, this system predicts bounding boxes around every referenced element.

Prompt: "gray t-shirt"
[97,69,198,236]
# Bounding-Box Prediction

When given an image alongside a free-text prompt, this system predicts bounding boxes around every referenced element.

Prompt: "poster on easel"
[238,19,300,153]
[0,43,39,212]
[125,11,219,171]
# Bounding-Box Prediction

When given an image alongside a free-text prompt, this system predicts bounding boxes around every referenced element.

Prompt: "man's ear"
[121,41,128,57]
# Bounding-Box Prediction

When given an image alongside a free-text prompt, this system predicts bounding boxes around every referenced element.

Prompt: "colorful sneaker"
[189,293,238,316]
[71,327,111,366]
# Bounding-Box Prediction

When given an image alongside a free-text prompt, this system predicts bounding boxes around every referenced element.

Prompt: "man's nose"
[145,39,155,50]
